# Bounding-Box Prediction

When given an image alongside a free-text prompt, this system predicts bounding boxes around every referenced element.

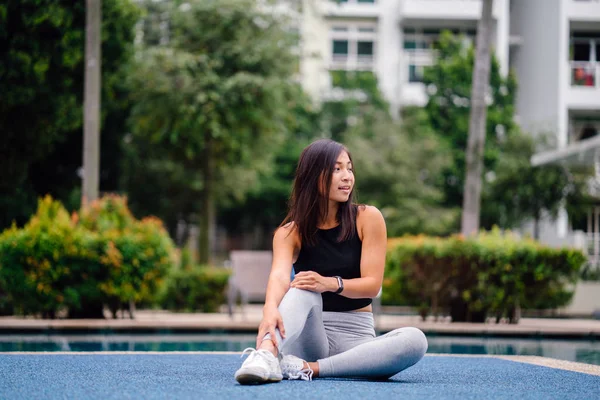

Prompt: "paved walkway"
[2,306,600,338]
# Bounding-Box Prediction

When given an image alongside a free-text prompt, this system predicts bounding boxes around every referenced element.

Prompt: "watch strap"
[334,276,344,294]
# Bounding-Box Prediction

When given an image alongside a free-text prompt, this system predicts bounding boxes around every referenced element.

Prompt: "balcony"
[567,0,600,22]
[329,54,374,71]
[323,0,380,19]
[566,61,600,109]
[401,0,481,20]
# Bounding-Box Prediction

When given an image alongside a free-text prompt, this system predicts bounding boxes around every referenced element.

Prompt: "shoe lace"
[240,347,257,358]
[295,367,313,381]
[282,358,313,381]
[240,347,276,364]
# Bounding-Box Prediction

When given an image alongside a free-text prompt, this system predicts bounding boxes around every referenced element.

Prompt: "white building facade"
[299,0,600,251]
[300,0,511,113]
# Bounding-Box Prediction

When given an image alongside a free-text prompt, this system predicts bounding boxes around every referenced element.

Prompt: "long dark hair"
[280,139,358,245]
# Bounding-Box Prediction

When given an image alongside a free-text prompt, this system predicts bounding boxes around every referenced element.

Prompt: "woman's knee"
[282,288,323,308]
[386,327,428,359]
[404,327,428,358]
[285,287,322,306]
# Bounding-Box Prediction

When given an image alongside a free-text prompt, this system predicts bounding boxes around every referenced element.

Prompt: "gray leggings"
[267,288,428,379]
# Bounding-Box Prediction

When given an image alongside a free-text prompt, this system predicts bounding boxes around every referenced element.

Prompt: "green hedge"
[383,229,586,323]
[159,265,230,313]
[0,195,177,318]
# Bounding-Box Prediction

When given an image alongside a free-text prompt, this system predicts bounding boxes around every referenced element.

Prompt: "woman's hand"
[290,271,336,293]
[256,305,286,348]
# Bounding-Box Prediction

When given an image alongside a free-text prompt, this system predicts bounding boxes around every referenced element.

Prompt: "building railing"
[330,54,374,71]
[570,61,600,88]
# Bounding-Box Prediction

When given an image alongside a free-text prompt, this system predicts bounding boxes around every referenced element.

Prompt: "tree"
[423,30,518,231]
[126,0,299,263]
[217,84,322,249]
[321,71,389,143]
[488,132,592,239]
[320,70,457,236]
[423,30,592,234]
[462,0,494,235]
[346,109,458,236]
[0,0,140,228]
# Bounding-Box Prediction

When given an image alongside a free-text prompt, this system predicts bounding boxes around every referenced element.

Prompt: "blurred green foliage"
[0,1,595,296]
[384,229,586,322]
[124,0,303,261]
[0,0,140,229]
[423,31,593,232]
[0,195,176,318]
[323,71,458,236]
[159,265,230,313]
[423,31,519,224]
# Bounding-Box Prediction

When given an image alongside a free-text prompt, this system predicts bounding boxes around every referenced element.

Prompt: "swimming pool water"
[1,334,599,366]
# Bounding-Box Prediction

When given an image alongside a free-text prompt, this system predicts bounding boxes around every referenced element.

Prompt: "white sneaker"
[234,348,283,385]
[280,354,313,381]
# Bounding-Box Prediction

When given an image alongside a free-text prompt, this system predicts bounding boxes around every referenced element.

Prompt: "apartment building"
[299,0,600,256]
[519,0,600,268]
[300,0,510,113]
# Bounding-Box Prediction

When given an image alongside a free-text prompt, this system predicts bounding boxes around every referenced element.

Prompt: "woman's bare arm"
[255,224,299,347]
[337,205,387,299]
[264,224,298,310]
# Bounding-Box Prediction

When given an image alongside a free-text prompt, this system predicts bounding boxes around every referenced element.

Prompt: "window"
[404,40,426,50]
[333,40,349,55]
[570,31,600,61]
[569,32,599,87]
[329,24,377,71]
[570,117,600,143]
[332,26,348,32]
[357,41,374,56]
[422,28,441,36]
[409,65,424,83]
[573,42,591,61]
[403,27,476,83]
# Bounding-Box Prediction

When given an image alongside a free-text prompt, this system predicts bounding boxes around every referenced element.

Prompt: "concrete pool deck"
[2,306,600,338]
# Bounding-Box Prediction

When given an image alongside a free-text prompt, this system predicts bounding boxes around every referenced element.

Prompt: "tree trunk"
[82,0,102,204]
[461,0,495,236]
[199,133,214,265]
[533,216,540,240]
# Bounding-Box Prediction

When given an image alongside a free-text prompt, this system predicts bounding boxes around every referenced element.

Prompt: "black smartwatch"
[333,276,344,294]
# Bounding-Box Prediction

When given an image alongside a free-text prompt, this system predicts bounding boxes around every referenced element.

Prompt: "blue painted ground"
[1,354,598,399]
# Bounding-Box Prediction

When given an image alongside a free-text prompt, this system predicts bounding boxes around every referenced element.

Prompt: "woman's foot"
[234,348,283,385]
[280,354,314,381]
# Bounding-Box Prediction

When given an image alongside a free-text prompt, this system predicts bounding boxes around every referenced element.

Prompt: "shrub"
[159,265,230,313]
[0,195,176,318]
[0,196,103,317]
[78,195,176,316]
[383,229,585,323]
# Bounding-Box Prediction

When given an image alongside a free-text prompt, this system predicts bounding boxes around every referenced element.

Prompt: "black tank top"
[293,221,372,312]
